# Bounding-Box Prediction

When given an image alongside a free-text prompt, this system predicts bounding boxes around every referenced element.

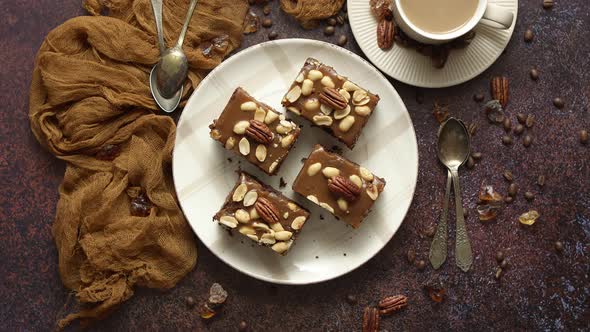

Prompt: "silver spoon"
[429,169,451,269]
[434,118,473,272]
[155,0,198,99]
[149,0,182,113]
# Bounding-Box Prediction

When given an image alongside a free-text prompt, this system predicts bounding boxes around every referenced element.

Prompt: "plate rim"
[347,0,519,88]
[173,38,419,285]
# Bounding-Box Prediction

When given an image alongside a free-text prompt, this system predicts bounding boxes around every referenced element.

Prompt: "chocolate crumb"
[279,177,287,188]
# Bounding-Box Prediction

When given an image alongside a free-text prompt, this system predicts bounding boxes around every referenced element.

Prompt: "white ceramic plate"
[173,39,418,284]
[348,0,518,88]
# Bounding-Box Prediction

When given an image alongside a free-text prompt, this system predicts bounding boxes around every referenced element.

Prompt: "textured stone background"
[1,0,589,331]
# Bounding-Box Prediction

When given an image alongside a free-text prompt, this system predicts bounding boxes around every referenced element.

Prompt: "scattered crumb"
[300,157,307,163]
[343,253,347,256]
[319,215,324,220]
[227,158,233,163]
[330,145,344,155]
[279,177,287,188]
[315,256,319,259]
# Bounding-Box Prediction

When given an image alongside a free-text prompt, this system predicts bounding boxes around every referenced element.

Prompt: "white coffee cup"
[392,0,514,45]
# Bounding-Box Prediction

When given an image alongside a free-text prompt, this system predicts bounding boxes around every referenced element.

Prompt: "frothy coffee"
[399,0,479,34]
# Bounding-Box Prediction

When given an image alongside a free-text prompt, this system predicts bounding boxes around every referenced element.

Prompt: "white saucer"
[173,39,418,284]
[348,0,518,88]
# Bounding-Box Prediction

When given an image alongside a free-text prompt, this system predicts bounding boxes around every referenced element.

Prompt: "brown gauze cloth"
[29,0,248,328]
[280,0,346,29]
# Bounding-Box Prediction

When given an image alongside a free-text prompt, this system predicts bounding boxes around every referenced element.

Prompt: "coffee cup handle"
[480,4,514,29]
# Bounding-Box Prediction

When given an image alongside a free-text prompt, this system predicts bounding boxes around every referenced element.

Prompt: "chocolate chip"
[268,31,278,40]
[239,321,248,332]
[537,175,546,187]
[524,29,534,42]
[579,130,588,144]
[514,124,525,135]
[327,17,337,26]
[553,97,564,109]
[263,5,271,15]
[523,134,533,147]
[524,191,535,201]
[502,135,513,145]
[262,18,272,28]
[530,68,539,80]
[471,152,482,160]
[554,241,563,252]
[324,26,335,36]
[346,294,357,304]
[337,35,348,46]
[474,93,485,102]
[503,170,514,182]
[517,113,527,124]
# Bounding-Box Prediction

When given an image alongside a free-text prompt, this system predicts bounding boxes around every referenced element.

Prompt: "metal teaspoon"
[435,118,473,272]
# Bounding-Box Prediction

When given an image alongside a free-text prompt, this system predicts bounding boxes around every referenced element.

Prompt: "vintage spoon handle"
[429,170,452,269]
[175,0,198,48]
[149,0,165,54]
[451,169,473,272]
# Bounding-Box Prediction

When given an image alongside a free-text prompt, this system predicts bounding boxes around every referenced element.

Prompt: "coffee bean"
[543,0,554,9]
[346,294,357,304]
[500,259,508,269]
[262,18,273,28]
[524,191,535,201]
[407,248,416,263]
[524,29,534,42]
[336,14,345,25]
[580,130,588,144]
[474,93,485,102]
[467,156,475,169]
[502,135,513,145]
[327,17,337,26]
[186,296,195,307]
[268,31,278,40]
[503,170,514,182]
[496,251,505,262]
[517,113,526,124]
[495,267,503,279]
[523,135,533,147]
[471,152,482,160]
[514,124,525,135]
[503,117,512,131]
[468,123,478,136]
[337,35,348,46]
[537,175,546,187]
[525,114,534,128]
[553,97,564,109]
[239,321,248,332]
[508,183,518,197]
[324,26,335,36]
[554,241,563,252]
[504,196,513,204]
[530,68,539,80]
[416,260,426,270]
[263,5,271,15]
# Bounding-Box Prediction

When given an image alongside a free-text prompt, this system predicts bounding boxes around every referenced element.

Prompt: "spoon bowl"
[150,66,182,113]
[156,47,189,99]
[437,118,470,170]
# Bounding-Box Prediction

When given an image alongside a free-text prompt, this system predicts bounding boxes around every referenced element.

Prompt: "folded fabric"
[280,0,346,29]
[28,0,248,328]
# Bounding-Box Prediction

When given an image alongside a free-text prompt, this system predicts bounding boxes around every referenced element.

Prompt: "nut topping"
[240,101,257,111]
[264,111,279,124]
[320,76,335,88]
[291,216,307,230]
[377,19,395,50]
[322,167,340,178]
[352,89,370,106]
[271,240,292,254]
[295,72,304,83]
[313,114,333,126]
[274,231,293,241]
[334,105,351,120]
[238,137,250,155]
[320,104,333,115]
[225,137,235,149]
[243,190,258,206]
[378,295,408,315]
[285,85,302,103]
[366,184,379,200]
[339,89,351,102]
[270,222,284,232]
[328,175,361,201]
[254,108,266,122]
[260,233,276,245]
[339,115,356,132]
[308,69,323,81]
[281,134,295,148]
[233,120,250,134]
[354,105,371,116]
[319,202,334,213]
[491,76,509,107]
[359,167,374,181]
[219,216,238,228]
[319,87,348,110]
[337,198,348,211]
[304,98,320,111]
[306,195,319,204]
[238,225,256,235]
[255,145,267,162]
[343,80,360,91]
[307,162,322,176]
[349,174,362,188]
[235,209,250,223]
[255,197,280,224]
[232,183,248,202]
[245,120,273,144]
[301,79,314,96]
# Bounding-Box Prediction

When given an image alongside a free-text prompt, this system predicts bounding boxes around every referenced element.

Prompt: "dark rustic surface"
[1,0,589,331]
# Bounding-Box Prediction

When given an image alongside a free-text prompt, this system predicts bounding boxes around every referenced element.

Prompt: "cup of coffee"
[392,0,514,45]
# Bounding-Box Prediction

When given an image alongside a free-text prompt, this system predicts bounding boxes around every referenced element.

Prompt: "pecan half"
[255,197,280,224]
[490,76,509,107]
[377,19,395,50]
[319,87,348,110]
[245,120,273,144]
[362,307,379,332]
[378,295,408,315]
[328,175,361,202]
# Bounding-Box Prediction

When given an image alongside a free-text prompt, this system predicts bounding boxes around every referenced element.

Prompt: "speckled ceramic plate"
[348,0,518,88]
[173,39,418,284]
